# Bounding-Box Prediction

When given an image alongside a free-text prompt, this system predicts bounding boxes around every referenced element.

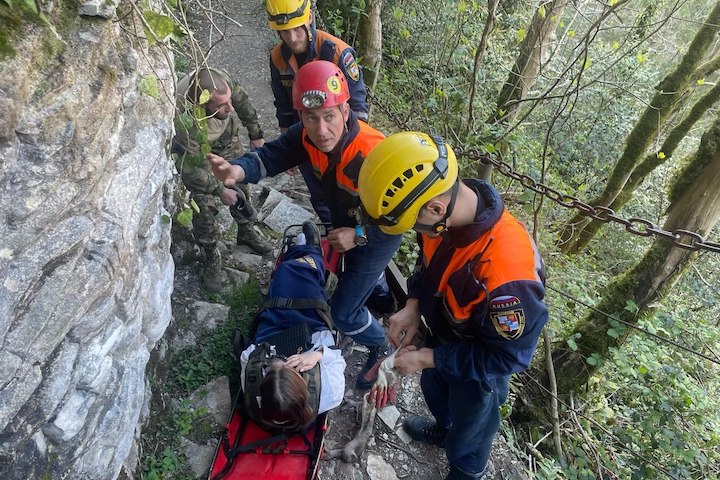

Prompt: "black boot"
[403,415,447,446]
[301,221,322,253]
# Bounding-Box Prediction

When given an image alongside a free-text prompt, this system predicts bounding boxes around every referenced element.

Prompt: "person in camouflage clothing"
[173,67,273,291]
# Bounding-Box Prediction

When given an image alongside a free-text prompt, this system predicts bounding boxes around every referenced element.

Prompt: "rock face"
[0,5,175,480]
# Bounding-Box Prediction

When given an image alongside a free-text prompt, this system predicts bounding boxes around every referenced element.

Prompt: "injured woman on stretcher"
[238,221,346,432]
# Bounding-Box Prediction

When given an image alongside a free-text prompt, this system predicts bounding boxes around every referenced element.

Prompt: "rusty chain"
[456,146,720,254]
[367,90,720,254]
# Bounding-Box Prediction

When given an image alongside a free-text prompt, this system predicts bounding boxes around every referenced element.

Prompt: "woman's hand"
[285,350,323,373]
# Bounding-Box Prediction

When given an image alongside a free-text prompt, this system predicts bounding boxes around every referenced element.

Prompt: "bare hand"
[220,187,238,206]
[284,350,322,373]
[388,299,421,348]
[393,346,433,375]
[249,138,265,150]
[326,227,357,253]
[207,153,245,186]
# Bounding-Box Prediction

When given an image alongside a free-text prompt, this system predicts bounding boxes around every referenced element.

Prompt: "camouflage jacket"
[173,68,263,195]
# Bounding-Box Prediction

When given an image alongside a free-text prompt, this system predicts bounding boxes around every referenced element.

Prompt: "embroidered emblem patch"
[295,255,318,270]
[342,52,360,82]
[490,309,526,340]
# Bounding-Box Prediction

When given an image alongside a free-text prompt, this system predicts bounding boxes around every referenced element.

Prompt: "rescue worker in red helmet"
[266,0,369,225]
[208,61,401,390]
[358,132,549,480]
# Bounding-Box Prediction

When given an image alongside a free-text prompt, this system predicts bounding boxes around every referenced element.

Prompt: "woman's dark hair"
[258,362,313,430]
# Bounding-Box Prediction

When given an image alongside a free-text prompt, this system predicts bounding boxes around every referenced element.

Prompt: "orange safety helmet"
[292,61,350,111]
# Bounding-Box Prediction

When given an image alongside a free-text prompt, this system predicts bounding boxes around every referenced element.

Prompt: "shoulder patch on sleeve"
[342,51,360,82]
[490,308,526,340]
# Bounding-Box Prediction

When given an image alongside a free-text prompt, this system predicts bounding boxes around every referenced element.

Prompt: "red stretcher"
[208,226,340,480]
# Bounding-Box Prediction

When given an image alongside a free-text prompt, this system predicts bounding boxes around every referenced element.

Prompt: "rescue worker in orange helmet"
[358,132,549,480]
[208,61,401,390]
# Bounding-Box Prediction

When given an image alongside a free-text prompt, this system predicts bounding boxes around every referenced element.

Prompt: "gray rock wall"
[0,5,175,479]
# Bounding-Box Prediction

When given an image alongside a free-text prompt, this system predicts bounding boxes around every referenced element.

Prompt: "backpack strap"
[259,297,334,330]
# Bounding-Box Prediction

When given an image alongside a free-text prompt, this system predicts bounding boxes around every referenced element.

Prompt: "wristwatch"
[354,225,368,246]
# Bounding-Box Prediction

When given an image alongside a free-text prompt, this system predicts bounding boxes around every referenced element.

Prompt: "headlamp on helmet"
[267,0,311,31]
[301,90,327,109]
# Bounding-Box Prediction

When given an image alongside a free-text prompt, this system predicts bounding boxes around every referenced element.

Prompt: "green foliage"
[392,232,419,276]
[169,278,261,395]
[142,279,263,479]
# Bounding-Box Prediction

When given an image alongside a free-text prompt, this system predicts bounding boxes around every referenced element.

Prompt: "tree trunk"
[551,114,720,394]
[466,0,499,135]
[562,80,720,251]
[357,0,383,114]
[480,0,569,180]
[559,1,720,253]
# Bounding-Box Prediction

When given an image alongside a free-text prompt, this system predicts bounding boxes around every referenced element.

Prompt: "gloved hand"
[367,351,400,409]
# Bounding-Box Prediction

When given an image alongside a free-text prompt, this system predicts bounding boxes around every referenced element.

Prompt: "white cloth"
[240,330,346,414]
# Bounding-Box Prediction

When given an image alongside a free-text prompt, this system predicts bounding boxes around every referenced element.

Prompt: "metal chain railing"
[367,89,720,255]
[455,146,720,254]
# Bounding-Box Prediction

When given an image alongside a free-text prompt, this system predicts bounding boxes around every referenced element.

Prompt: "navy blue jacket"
[408,180,548,382]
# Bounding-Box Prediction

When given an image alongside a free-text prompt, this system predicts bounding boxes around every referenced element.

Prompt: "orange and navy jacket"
[407,179,548,382]
[270,25,368,129]
[230,111,382,228]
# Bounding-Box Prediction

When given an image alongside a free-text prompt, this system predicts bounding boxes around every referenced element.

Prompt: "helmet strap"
[414,179,459,235]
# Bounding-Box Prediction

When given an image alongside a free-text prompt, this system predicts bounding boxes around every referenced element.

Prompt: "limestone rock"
[366,453,399,480]
[262,199,315,233]
[78,0,120,18]
[0,6,174,480]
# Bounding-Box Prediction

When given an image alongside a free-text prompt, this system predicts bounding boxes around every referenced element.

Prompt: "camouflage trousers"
[190,183,252,246]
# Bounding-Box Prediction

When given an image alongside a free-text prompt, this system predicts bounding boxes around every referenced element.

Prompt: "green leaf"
[198,89,211,105]
[515,28,527,43]
[458,0,467,12]
[178,112,194,131]
[567,29,575,38]
[638,365,648,375]
[636,51,646,64]
[177,208,193,227]
[143,11,176,41]
[607,328,619,338]
[567,337,578,351]
[624,299,639,314]
[537,5,546,18]
[586,355,598,366]
[190,198,200,213]
[138,75,159,98]
[160,214,171,224]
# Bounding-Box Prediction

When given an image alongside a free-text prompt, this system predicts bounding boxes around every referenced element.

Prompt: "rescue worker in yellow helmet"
[358,132,549,480]
[265,0,368,225]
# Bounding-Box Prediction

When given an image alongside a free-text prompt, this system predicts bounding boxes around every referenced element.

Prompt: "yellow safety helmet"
[358,132,459,235]
[266,0,311,30]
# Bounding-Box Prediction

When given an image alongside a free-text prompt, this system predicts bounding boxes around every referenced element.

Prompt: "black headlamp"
[268,0,309,25]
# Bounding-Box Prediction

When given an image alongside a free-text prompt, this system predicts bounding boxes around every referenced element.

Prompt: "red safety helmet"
[292,60,350,111]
